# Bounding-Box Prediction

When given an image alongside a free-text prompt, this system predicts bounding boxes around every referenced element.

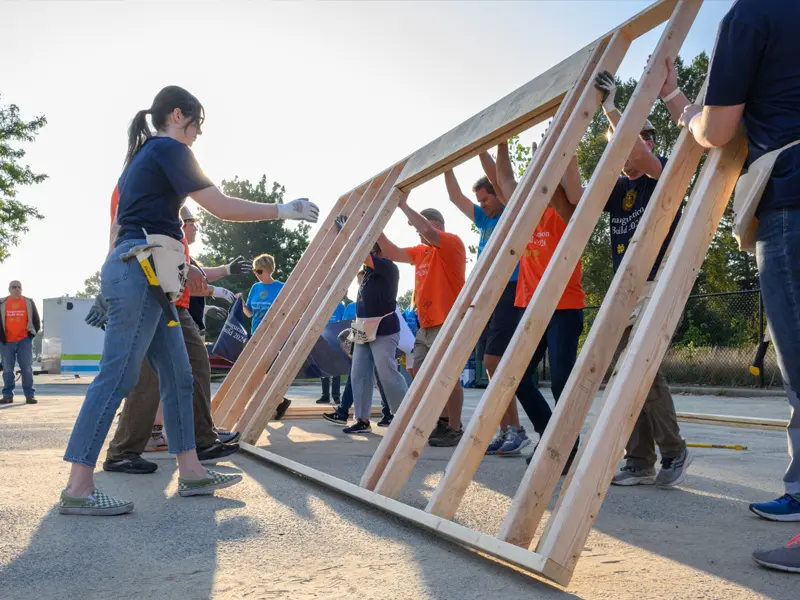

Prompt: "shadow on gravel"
[0,461,256,600]
[245,419,798,599]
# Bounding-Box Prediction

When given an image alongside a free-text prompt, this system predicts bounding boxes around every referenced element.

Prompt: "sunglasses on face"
[9,285,20,289]
[253,269,263,275]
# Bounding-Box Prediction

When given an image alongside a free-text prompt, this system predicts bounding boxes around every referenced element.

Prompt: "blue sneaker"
[498,427,531,456]
[485,428,509,455]
[749,494,800,522]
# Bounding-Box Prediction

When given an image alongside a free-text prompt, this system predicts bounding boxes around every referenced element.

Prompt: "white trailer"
[40,297,104,374]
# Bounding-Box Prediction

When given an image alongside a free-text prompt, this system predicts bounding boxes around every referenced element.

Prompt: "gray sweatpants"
[352,333,408,421]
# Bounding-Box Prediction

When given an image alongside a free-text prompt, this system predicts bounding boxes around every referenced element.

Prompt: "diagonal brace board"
[370,27,640,501]
[216,169,396,430]
[238,167,409,443]
[211,185,364,419]
[359,38,609,493]
[496,85,708,546]
[536,128,748,577]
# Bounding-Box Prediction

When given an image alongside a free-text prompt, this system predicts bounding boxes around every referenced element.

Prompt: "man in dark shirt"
[559,67,692,489]
[677,0,800,563]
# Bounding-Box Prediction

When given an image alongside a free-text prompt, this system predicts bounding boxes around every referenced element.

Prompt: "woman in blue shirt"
[243,253,285,335]
[61,85,319,516]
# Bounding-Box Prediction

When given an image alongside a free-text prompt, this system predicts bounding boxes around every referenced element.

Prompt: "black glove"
[204,305,229,321]
[226,256,249,275]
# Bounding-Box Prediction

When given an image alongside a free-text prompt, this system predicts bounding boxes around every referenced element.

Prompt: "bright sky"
[0,0,732,309]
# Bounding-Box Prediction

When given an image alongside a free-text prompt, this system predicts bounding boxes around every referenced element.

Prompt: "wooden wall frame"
[213,0,742,586]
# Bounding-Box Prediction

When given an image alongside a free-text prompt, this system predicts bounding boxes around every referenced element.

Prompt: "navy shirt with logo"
[356,255,400,336]
[116,137,213,243]
[604,156,680,280]
[705,0,800,212]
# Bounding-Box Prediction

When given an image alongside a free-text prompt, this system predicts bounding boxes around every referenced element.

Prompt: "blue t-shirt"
[402,306,419,338]
[473,204,519,282]
[705,0,800,212]
[356,255,400,336]
[116,137,213,243]
[604,157,680,280]
[246,281,285,334]
[329,302,345,323]
[342,302,357,320]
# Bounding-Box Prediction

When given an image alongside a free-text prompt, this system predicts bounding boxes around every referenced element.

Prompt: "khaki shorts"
[413,325,442,369]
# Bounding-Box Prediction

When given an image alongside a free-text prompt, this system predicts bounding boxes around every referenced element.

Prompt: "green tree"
[197,175,310,339]
[76,271,101,298]
[0,96,47,262]
[397,289,413,311]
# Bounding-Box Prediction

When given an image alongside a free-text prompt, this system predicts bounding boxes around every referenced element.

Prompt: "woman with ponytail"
[60,85,319,515]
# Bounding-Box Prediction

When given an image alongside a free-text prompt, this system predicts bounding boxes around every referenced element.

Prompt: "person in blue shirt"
[678,0,800,556]
[343,299,357,321]
[62,85,318,516]
[316,301,346,404]
[243,253,285,335]
[443,166,536,456]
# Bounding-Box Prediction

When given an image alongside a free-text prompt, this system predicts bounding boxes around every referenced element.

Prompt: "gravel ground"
[0,383,796,599]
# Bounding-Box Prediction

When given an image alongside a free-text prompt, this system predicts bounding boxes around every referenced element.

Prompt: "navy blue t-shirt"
[604,157,680,280]
[356,255,400,336]
[116,137,213,243]
[705,0,800,212]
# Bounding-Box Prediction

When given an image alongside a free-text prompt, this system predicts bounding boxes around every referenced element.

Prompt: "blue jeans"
[64,239,195,467]
[757,209,800,496]
[1,337,35,399]
[516,309,584,436]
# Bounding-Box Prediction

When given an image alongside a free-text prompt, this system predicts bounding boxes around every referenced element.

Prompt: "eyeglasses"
[9,285,20,289]
[252,269,263,275]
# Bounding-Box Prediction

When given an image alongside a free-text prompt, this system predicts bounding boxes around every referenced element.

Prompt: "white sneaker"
[145,433,168,452]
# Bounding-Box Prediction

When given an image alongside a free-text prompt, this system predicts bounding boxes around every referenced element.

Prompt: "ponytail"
[125,109,152,168]
[123,86,205,168]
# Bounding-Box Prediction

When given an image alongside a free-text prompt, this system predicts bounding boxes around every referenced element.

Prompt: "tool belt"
[143,230,188,301]
[733,139,800,253]
[349,312,393,345]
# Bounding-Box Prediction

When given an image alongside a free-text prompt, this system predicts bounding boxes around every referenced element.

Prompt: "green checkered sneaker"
[178,469,243,497]
[59,489,134,516]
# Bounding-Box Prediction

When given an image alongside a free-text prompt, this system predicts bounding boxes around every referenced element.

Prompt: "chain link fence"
[540,290,782,389]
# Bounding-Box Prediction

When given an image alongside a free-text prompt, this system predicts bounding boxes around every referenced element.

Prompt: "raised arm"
[561,154,584,206]
[443,170,476,221]
[377,232,412,263]
[659,58,691,124]
[494,142,519,204]
[596,70,663,180]
[397,196,441,248]
[191,187,319,223]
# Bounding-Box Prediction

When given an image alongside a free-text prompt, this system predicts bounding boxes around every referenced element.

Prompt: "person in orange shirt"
[377,197,467,446]
[0,281,41,404]
[486,142,585,469]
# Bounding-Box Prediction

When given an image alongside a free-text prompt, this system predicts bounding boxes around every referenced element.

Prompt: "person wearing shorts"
[377,197,467,447]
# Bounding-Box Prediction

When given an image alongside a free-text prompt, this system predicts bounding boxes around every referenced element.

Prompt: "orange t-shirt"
[110,185,191,308]
[5,297,29,342]
[404,231,466,329]
[515,207,585,310]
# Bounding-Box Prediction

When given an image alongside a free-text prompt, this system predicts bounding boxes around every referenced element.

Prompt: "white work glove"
[595,70,618,113]
[209,286,235,305]
[277,198,319,223]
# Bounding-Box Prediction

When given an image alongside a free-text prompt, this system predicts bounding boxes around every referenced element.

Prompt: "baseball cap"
[180,205,198,222]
